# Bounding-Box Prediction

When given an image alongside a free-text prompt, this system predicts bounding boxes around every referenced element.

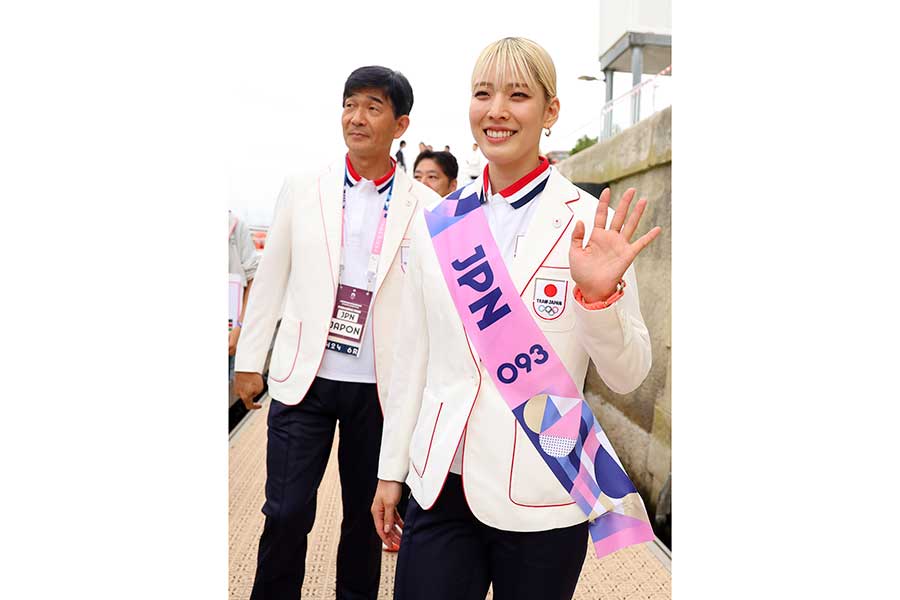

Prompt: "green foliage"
[570,134,598,156]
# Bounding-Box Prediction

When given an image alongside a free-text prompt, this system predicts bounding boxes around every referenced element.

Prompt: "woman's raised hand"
[569,187,662,303]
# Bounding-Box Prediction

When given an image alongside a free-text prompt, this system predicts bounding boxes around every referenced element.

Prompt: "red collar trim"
[484,156,550,198]
[345,154,396,187]
[345,154,361,184]
[374,158,397,186]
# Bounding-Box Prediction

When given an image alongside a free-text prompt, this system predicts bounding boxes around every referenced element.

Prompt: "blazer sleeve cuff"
[377,460,409,483]
[234,349,267,374]
[572,289,631,347]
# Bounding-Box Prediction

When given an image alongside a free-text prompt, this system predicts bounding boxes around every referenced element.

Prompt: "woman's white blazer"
[378,169,653,532]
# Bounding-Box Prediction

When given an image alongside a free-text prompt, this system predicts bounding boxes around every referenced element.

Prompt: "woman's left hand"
[569,187,662,303]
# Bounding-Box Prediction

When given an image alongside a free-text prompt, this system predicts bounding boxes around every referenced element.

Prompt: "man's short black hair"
[343,66,414,118]
[414,150,458,180]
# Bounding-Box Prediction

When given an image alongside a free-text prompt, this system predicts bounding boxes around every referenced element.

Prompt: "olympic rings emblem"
[537,304,561,316]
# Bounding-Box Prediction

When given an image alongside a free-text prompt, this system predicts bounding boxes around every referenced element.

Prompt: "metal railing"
[602,65,671,140]
[564,66,671,146]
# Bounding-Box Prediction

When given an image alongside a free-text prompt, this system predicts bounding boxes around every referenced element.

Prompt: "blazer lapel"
[319,159,345,289]
[373,168,416,298]
[508,169,579,294]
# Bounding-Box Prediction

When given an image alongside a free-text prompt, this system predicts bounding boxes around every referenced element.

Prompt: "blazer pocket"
[410,390,443,477]
[530,267,575,332]
[509,421,575,507]
[269,317,302,383]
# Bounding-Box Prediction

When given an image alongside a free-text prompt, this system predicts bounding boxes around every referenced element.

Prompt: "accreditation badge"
[532,277,568,321]
[325,284,372,356]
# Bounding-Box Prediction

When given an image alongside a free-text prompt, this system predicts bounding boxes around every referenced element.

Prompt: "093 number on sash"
[496,344,549,384]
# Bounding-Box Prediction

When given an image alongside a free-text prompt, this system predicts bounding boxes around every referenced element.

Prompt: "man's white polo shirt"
[317,156,396,384]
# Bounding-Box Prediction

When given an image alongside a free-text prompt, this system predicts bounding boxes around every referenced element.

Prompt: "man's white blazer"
[234,157,440,408]
[378,169,653,532]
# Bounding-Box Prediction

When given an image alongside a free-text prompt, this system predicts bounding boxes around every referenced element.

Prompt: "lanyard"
[339,176,395,292]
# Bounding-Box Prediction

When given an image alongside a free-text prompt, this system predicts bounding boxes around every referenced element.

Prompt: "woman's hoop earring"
[544,128,552,137]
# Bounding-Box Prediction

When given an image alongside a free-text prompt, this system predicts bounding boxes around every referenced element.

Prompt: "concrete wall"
[556,107,671,517]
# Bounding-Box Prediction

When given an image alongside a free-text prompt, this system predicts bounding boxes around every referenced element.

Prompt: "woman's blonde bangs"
[471,37,557,101]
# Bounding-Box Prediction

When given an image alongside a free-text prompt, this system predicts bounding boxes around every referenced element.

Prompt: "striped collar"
[344,154,396,194]
[480,156,551,209]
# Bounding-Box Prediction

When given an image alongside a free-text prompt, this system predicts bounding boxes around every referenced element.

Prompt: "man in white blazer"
[234,65,440,600]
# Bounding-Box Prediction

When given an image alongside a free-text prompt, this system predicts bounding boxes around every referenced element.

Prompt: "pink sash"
[425,192,654,559]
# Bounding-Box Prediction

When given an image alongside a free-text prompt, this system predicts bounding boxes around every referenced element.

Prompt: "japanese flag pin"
[552,217,562,228]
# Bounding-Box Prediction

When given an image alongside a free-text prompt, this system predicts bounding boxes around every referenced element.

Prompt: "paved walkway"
[229,397,671,599]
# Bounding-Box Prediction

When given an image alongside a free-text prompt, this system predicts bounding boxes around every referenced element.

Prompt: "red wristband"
[574,280,626,310]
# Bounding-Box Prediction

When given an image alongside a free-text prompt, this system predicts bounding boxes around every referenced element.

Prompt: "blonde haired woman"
[372,37,661,600]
